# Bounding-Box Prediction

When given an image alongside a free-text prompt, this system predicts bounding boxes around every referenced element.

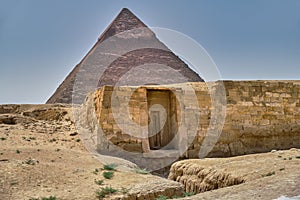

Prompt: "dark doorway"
[147,89,178,150]
[148,111,161,149]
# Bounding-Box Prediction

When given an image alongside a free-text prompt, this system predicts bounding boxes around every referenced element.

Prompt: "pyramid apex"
[116,8,141,21]
[120,8,131,12]
[98,8,147,42]
[119,8,136,14]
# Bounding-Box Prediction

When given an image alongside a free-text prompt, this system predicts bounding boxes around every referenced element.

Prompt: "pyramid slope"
[47,8,203,104]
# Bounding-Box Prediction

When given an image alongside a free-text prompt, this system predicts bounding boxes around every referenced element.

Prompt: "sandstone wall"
[94,86,147,153]
[206,81,300,157]
[93,81,300,158]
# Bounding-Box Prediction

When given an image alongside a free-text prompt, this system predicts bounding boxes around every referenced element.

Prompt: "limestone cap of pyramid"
[98,8,152,42]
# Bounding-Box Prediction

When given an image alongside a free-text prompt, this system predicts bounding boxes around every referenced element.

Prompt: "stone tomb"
[92,81,300,161]
[94,85,190,155]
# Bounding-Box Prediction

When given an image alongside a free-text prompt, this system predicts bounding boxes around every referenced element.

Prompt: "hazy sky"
[0,0,300,103]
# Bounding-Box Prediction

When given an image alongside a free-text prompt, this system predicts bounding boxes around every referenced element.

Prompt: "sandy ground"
[0,105,182,200]
[0,104,300,200]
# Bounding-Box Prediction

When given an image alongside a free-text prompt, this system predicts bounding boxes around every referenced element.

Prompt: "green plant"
[102,186,117,194]
[183,191,196,197]
[103,171,114,179]
[41,196,57,200]
[95,186,118,199]
[102,164,117,171]
[156,195,168,200]
[76,139,81,142]
[29,196,57,200]
[296,156,300,159]
[134,168,150,174]
[16,150,21,154]
[24,159,36,165]
[93,168,100,175]
[279,168,285,171]
[0,137,6,141]
[95,179,104,185]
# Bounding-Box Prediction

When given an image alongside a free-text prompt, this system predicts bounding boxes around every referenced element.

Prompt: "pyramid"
[47,8,203,104]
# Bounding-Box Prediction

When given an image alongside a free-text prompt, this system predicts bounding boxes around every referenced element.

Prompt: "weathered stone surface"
[91,81,300,160]
[0,104,72,122]
[113,178,183,200]
[98,48,202,87]
[169,148,300,199]
[168,160,245,193]
[0,114,37,125]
